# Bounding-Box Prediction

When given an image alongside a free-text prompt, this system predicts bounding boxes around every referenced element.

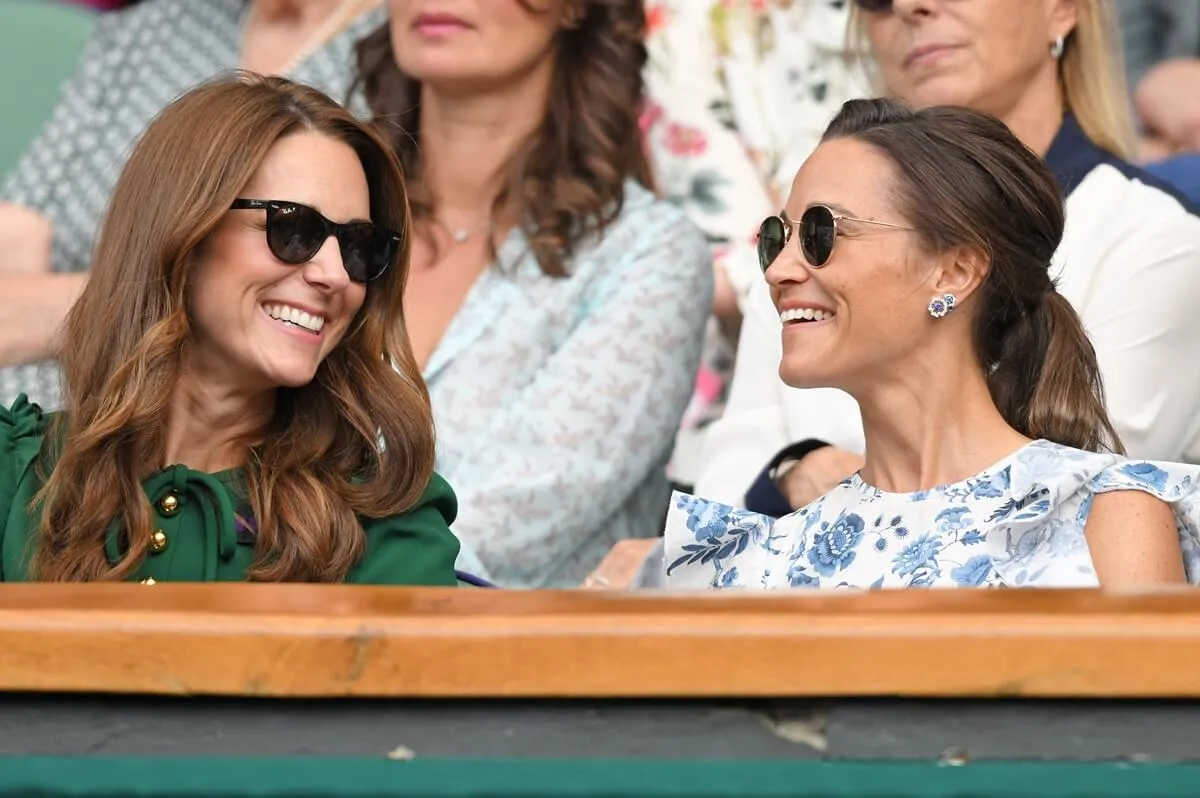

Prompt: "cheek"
[481,2,559,59]
[345,285,368,319]
[866,23,906,78]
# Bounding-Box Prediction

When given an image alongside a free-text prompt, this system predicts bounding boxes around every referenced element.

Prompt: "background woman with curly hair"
[355,0,712,587]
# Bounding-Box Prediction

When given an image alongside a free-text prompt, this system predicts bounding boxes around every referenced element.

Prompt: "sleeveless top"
[664,440,1200,589]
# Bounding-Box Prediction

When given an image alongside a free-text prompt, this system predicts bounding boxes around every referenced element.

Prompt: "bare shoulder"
[1084,489,1185,587]
[1087,489,1177,531]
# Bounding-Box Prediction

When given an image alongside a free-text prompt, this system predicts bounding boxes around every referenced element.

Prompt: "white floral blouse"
[663,440,1200,589]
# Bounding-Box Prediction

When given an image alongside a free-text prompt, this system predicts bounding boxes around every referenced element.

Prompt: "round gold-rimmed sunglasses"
[757,205,912,272]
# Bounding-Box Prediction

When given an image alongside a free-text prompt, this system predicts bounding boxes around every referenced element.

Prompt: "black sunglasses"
[757,205,912,271]
[852,0,893,11]
[230,198,401,283]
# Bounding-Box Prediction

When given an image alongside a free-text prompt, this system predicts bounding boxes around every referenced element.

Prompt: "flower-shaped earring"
[928,293,957,318]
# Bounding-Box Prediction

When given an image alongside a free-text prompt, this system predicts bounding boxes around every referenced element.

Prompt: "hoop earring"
[928,293,957,319]
[1050,35,1065,59]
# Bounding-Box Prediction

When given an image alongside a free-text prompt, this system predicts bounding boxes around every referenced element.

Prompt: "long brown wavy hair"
[353,0,651,277]
[823,98,1124,454]
[33,72,436,582]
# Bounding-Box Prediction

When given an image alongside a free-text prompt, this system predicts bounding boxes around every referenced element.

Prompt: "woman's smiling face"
[765,136,943,392]
[186,131,371,392]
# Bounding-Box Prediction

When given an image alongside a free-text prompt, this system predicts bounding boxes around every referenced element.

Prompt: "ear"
[930,244,989,305]
[1047,0,1079,42]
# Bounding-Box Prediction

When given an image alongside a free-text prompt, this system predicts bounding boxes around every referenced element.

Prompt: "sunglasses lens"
[339,225,398,283]
[853,0,892,11]
[266,203,325,264]
[800,206,837,267]
[757,216,787,273]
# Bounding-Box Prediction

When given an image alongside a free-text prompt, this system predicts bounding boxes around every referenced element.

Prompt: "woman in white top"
[664,99,1200,590]
[694,0,1200,517]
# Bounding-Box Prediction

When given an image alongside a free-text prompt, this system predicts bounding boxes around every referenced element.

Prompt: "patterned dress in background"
[642,0,870,484]
[0,0,383,408]
[664,440,1200,588]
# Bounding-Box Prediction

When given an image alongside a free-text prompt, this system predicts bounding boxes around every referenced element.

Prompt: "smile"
[262,303,327,334]
[779,307,834,324]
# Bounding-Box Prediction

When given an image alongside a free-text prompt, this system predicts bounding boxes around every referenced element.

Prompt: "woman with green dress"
[0,73,460,585]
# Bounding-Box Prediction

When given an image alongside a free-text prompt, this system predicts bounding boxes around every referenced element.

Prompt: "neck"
[164,372,275,474]
[996,67,1066,157]
[417,65,554,227]
[852,340,1030,493]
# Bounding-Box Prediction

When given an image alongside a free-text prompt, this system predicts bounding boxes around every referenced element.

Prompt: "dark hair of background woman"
[354,0,652,277]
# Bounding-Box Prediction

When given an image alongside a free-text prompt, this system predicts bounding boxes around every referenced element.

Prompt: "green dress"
[0,395,461,584]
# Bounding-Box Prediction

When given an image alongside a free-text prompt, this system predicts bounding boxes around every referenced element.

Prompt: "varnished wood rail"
[2,584,1200,698]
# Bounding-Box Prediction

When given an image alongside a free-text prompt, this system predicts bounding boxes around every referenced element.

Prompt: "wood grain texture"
[3,584,1200,698]
[581,539,659,589]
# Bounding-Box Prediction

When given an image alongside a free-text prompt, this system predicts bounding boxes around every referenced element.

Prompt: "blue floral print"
[807,512,865,576]
[663,440,1200,589]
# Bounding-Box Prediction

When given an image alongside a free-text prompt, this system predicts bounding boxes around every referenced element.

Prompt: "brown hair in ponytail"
[822,98,1124,453]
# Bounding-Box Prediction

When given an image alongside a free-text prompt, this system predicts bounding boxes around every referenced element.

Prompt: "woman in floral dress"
[664,98,1200,590]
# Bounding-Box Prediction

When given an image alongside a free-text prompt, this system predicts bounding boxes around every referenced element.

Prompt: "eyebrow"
[781,202,857,222]
[808,202,856,216]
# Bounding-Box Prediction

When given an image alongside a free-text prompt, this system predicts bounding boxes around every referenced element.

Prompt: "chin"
[260,362,322,390]
[398,56,488,87]
[907,79,973,110]
[779,363,829,391]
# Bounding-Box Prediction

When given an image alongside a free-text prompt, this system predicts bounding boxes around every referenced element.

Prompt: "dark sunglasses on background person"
[852,0,894,11]
[230,198,401,283]
[757,205,912,271]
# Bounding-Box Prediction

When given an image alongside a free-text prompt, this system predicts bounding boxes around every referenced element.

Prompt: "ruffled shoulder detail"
[989,443,1200,586]
[0,396,53,563]
[1086,461,1200,583]
[1,394,50,476]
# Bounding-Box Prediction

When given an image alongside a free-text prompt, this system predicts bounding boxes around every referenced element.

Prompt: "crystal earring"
[928,293,957,319]
[1050,35,1065,59]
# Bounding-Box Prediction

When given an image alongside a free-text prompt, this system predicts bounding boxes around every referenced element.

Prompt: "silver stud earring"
[928,293,957,319]
[1050,35,1065,59]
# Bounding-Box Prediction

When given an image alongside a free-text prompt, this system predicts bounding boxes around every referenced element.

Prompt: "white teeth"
[264,303,326,333]
[779,307,834,324]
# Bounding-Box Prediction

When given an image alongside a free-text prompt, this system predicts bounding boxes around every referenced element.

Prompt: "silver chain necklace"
[432,217,492,245]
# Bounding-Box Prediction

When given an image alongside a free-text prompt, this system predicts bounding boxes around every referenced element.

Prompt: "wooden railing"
[4,584,1200,699]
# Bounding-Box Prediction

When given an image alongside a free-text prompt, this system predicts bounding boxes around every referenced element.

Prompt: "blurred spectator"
[0,0,384,409]
[64,0,141,10]
[1117,1,1200,201]
[1119,0,1200,96]
[355,0,712,586]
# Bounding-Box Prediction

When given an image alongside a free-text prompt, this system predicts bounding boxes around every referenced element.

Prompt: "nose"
[300,235,352,292]
[763,243,812,292]
[890,0,935,20]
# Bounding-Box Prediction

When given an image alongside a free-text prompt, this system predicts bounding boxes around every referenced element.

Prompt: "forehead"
[785,137,899,219]
[239,131,371,222]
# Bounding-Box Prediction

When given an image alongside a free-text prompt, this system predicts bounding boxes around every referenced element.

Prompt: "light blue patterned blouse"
[663,440,1200,589]
[437,182,712,588]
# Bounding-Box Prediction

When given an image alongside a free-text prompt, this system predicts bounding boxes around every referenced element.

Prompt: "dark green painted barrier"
[1,759,1199,798]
